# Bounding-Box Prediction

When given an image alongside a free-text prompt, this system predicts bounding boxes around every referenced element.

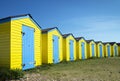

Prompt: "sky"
[0,0,120,42]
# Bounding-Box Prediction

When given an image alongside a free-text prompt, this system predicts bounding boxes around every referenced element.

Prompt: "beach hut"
[109,42,118,56]
[95,41,104,58]
[62,33,76,61]
[42,27,63,64]
[103,43,111,57]
[0,14,42,70]
[75,37,87,59]
[117,43,120,56]
[86,40,96,58]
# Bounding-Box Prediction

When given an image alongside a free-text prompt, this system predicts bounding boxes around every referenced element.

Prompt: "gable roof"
[108,42,116,45]
[103,42,111,45]
[95,41,102,44]
[86,39,94,43]
[62,33,75,38]
[0,14,41,28]
[117,43,120,46]
[0,14,29,20]
[42,27,62,35]
[75,37,85,41]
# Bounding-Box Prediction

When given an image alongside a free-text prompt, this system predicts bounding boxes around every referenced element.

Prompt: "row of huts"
[0,14,120,70]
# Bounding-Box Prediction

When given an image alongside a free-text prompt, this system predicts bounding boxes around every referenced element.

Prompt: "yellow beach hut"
[75,37,87,60]
[103,43,111,57]
[95,41,104,58]
[42,27,63,64]
[62,33,76,61]
[0,14,42,70]
[109,42,118,56]
[86,40,96,58]
[117,43,120,56]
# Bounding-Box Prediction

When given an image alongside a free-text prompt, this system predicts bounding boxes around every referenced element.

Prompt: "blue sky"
[0,0,120,42]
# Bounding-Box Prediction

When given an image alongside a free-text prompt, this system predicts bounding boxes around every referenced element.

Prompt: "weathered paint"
[76,38,87,59]
[0,14,42,70]
[63,35,76,61]
[96,42,104,58]
[86,40,96,58]
[103,43,111,57]
[42,28,63,64]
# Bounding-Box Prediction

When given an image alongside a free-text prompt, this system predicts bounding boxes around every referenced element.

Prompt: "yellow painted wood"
[76,38,87,59]
[96,42,104,57]
[111,44,118,56]
[10,18,42,69]
[0,22,10,68]
[42,29,63,63]
[42,34,48,63]
[118,45,120,56]
[103,44,111,57]
[63,35,76,61]
[86,41,96,58]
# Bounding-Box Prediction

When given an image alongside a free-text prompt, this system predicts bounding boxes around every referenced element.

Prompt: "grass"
[0,68,24,81]
[23,57,120,81]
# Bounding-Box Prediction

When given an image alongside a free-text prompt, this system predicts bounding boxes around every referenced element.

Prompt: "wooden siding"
[63,35,76,61]
[96,43,104,58]
[11,18,41,69]
[104,44,111,57]
[113,44,118,56]
[0,22,10,68]
[47,29,63,63]
[42,34,48,63]
[42,29,63,64]
[77,39,87,59]
[118,45,120,56]
[87,41,96,58]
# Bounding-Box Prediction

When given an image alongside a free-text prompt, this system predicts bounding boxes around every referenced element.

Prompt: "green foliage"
[10,69,24,79]
[0,67,11,81]
[0,67,24,81]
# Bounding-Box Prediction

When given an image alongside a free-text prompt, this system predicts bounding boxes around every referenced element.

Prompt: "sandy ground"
[9,57,120,81]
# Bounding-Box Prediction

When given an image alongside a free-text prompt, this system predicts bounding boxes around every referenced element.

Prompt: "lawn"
[19,57,120,81]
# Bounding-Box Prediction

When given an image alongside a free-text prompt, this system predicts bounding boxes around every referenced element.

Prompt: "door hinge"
[53,39,54,42]
[22,64,25,67]
[53,59,54,62]
[34,61,36,64]
[21,31,25,36]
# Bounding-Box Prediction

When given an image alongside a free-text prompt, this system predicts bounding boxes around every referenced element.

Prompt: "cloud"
[60,16,120,42]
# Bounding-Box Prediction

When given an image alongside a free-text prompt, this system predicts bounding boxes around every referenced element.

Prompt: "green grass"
[24,57,120,81]
[0,68,24,81]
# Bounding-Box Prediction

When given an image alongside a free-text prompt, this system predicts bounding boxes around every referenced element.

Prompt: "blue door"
[81,42,85,59]
[92,44,94,57]
[114,46,117,56]
[99,45,102,57]
[69,40,74,61]
[107,45,110,57]
[22,26,34,70]
[53,35,59,63]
